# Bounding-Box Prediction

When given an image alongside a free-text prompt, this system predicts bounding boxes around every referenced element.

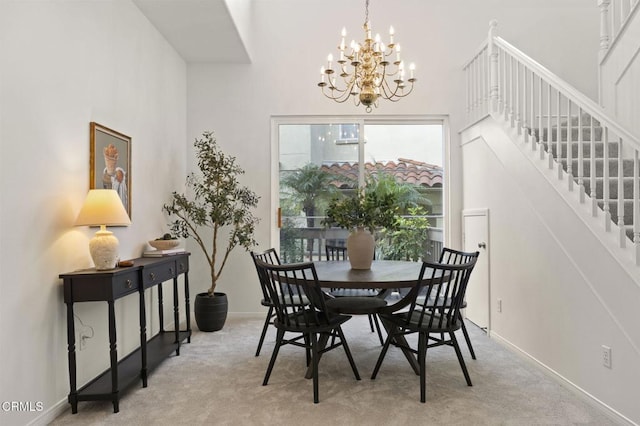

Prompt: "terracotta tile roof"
[320,158,443,188]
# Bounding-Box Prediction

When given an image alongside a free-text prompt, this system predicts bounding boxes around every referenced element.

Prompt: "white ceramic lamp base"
[89,226,120,270]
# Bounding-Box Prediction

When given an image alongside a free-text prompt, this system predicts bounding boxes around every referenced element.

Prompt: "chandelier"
[317,0,416,113]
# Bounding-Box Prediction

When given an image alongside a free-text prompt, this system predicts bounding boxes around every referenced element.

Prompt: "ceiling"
[132,0,250,63]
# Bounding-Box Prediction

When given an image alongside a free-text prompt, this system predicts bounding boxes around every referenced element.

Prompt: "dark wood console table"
[60,253,191,414]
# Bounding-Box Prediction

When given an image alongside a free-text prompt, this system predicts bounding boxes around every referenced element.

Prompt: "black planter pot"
[194,292,228,332]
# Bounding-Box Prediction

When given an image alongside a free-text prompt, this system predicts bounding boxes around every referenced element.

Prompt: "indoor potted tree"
[323,189,398,269]
[163,131,259,332]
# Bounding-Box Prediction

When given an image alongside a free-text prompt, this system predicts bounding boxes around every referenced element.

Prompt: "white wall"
[0,1,186,424]
[186,0,600,314]
[461,116,640,424]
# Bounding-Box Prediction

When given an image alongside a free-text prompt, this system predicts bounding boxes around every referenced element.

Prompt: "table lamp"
[75,189,131,270]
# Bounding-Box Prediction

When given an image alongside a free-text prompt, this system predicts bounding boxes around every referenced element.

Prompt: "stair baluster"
[577,109,586,203]
[617,138,626,248]
[567,98,574,191]
[634,149,640,264]
[590,116,598,217]
[603,127,612,231]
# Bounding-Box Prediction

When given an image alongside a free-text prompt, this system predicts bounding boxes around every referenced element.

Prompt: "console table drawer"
[63,270,140,302]
[176,257,189,274]
[113,272,140,298]
[143,262,176,288]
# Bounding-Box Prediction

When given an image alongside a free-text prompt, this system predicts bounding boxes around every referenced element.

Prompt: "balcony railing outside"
[279,215,444,263]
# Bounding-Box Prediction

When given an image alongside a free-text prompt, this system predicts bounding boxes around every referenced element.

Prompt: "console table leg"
[173,277,180,356]
[158,284,165,333]
[65,301,78,414]
[184,272,191,343]
[107,301,119,412]
[139,287,148,387]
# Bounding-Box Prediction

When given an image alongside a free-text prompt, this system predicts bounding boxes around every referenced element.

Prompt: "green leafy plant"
[323,189,399,234]
[379,206,430,261]
[163,131,260,297]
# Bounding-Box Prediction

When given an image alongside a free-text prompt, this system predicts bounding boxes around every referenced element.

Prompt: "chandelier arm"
[379,77,401,98]
[380,80,415,100]
[322,86,355,103]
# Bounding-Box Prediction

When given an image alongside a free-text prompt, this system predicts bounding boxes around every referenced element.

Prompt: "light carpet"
[52,314,619,425]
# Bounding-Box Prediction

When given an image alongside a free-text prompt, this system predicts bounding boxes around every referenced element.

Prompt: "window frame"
[270,114,451,252]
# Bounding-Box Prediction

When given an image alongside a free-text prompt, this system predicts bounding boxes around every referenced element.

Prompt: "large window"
[273,117,446,263]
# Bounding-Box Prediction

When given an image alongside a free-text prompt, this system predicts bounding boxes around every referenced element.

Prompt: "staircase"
[537,117,636,242]
[464,20,640,264]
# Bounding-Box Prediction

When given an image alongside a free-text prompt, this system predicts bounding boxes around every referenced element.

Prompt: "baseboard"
[26,398,69,426]
[490,331,638,426]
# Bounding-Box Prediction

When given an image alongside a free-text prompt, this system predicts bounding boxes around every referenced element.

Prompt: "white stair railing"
[463,20,640,265]
[598,0,640,59]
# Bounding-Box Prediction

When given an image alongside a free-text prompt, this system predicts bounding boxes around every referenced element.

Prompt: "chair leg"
[372,314,385,346]
[368,314,375,332]
[418,332,427,403]
[310,332,320,403]
[450,331,472,386]
[304,334,311,366]
[255,306,274,357]
[263,328,284,386]
[336,326,361,380]
[371,331,393,379]
[459,315,476,360]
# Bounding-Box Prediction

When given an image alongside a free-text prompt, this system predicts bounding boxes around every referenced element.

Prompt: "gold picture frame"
[90,122,132,219]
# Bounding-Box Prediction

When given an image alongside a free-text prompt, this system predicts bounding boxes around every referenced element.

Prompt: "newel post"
[488,20,499,113]
[598,0,611,59]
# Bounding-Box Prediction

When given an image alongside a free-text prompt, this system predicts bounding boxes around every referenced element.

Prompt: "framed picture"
[90,122,132,219]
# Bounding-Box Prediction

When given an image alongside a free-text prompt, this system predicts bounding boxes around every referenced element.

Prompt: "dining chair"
[325,244,386,345]
[435,247,480,359]
[253,259,361,403]
[250,248,309,357]
[370,258,478,403]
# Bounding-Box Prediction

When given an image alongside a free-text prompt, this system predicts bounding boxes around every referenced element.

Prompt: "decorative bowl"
[148,239,180,250]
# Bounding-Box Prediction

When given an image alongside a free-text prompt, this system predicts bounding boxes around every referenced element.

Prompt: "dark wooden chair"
[254,259,360,403]
[325,244,386,345]
[250,248,309,357]
[371,257,478,402]
[435,247,480,359]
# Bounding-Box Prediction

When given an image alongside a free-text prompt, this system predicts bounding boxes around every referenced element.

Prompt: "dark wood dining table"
[312,260,423,289]
[308,259,425,377]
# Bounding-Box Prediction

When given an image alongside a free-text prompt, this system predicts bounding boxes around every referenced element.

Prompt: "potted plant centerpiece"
[323,190,398,269]
[163,131,259,332]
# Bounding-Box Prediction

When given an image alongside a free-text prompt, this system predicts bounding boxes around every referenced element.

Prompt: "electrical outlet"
[602,345,612,368]
[497,299,502,313]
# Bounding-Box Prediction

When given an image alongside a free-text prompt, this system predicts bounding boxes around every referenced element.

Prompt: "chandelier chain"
[365,0,369,25]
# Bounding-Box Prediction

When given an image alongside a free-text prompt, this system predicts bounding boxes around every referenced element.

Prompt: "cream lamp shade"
[75,189,131,270]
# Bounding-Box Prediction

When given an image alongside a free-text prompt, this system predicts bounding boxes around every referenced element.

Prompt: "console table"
[60,253,191,413]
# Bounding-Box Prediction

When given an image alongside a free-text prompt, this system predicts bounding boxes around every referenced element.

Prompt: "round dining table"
[308,259,425,377]
[312,260,423,289]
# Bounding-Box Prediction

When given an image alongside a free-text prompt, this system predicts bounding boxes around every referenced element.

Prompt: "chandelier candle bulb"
[389,25,394,44]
